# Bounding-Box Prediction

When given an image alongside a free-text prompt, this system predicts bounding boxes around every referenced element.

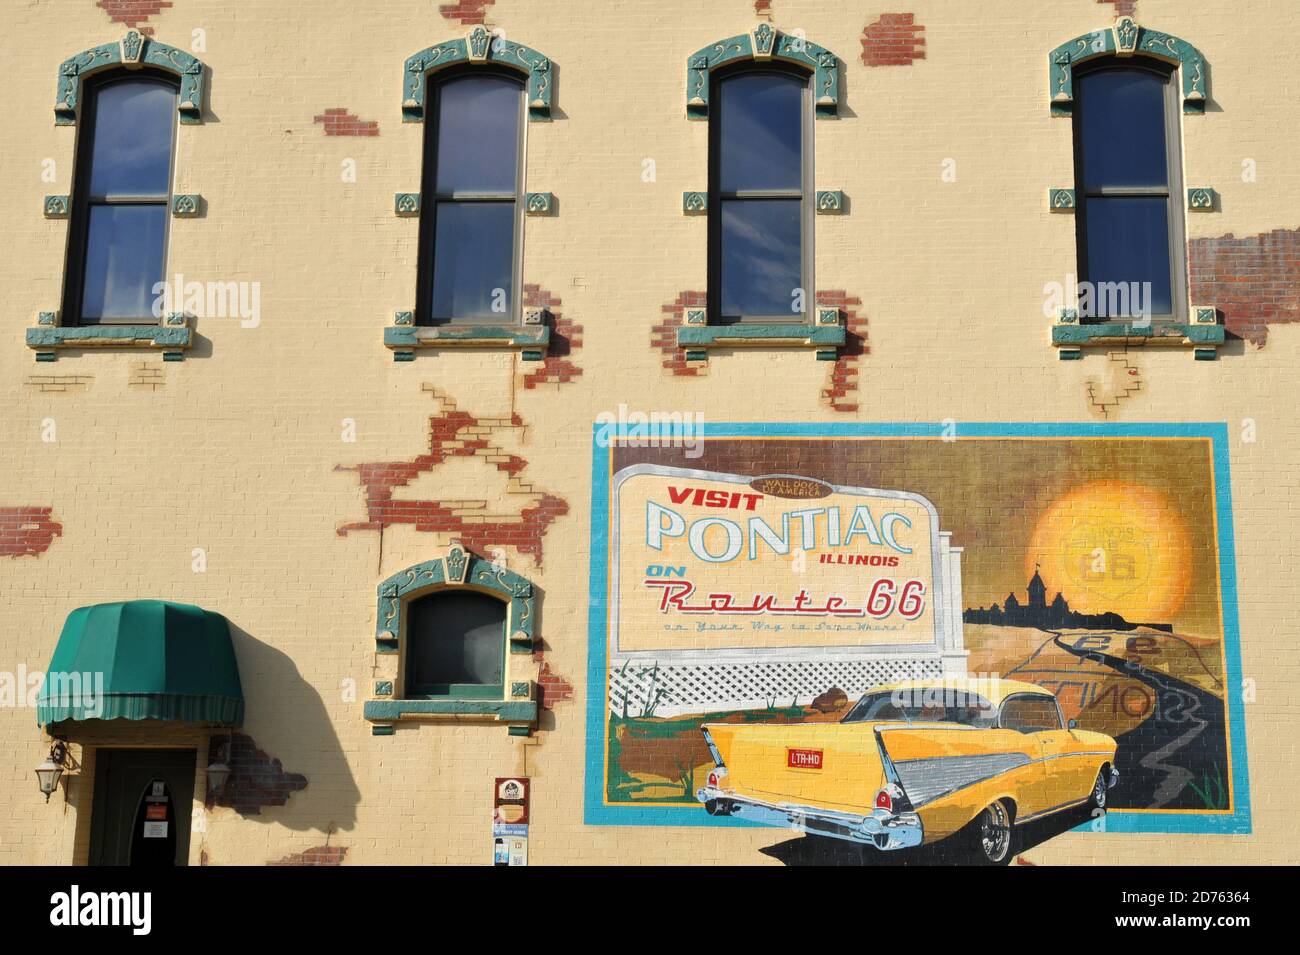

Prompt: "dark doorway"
[88,748,196,866]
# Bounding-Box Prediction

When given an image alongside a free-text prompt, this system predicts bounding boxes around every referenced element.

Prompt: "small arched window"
[1071,59,1185,323]
[63,71,179,325]
[709,63,812,324]
[416,69,525,325]
[405,589,507,698]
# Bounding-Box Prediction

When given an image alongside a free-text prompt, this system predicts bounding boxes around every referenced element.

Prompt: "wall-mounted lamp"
[35,740,68,803]
[206,737,231,795]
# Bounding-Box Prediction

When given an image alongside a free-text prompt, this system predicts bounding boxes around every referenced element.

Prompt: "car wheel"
[1089,770,1108,811]
[969,800,1014,865]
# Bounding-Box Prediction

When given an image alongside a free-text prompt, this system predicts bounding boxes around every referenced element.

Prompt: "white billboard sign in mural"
[608,465,968,715]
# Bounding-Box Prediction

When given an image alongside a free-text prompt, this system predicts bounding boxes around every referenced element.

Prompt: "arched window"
[405,589,507,698]
[64,71,179,325]
[675,26,844,357]
[709,63,811,324]
[417,69,525,325]
[365,544,539,736]
[1072,58,1184,322]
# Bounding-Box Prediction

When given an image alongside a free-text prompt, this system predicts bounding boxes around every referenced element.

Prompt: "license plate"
[787,748,823,769]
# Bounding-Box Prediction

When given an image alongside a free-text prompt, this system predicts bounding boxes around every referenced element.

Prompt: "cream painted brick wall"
[0,0,1297,865]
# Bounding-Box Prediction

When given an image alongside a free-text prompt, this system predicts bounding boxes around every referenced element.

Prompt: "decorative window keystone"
[394,193,420,217]
[43,195,69,218]
[683,191,707,215]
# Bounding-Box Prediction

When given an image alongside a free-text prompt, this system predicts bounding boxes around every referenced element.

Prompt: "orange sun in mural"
[1026,481,1193,622]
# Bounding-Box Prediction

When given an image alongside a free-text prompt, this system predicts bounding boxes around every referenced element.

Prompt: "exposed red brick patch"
[754,1,773,16]
[313,108,379,137]
[206,734,308,816]
[535,661,574,709]
[268,845,348,866]
[439,1,494,25]
[97,1,172,36]
[861,13,926,68]
[521,286,582,388]
[818,292,868,413]
[337,389,567,567]
[1,507,62,557]
[1189,227,1300,346]
[1098,0,1138,18]
[652,291,709,377]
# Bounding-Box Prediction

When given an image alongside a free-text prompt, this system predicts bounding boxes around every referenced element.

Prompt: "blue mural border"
[584,422,1252,836]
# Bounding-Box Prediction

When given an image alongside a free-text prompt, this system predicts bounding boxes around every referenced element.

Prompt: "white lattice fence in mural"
[606,657,945,717]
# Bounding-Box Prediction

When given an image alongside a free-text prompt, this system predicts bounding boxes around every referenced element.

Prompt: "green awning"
[36,600,244,726]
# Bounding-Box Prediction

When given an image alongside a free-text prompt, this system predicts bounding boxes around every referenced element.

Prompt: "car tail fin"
[873,727,915,813]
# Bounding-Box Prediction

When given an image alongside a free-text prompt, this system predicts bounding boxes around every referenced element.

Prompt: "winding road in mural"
[1050,633,1229,811]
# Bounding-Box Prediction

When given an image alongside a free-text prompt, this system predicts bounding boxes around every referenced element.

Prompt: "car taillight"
[707,767,727,787]
[875,783,902,812]
[708,771,720,787]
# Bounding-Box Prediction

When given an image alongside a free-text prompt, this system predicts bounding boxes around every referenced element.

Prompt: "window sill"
[26,323,191,361]
[1052,321,1224,359]
[385,322,550,361]
[676,322,846,360]
[363,696,538,736]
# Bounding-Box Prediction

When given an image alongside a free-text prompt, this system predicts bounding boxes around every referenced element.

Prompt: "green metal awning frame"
[36,600,244,727]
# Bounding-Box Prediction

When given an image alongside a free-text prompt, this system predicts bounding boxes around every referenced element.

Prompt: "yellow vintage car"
[696,677,1118,864]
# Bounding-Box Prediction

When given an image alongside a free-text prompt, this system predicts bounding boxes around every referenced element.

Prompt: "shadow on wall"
[760,805,1096,867]
[206,623,360,833]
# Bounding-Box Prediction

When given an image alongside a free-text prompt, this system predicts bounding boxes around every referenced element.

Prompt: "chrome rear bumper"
[696,785,923,851]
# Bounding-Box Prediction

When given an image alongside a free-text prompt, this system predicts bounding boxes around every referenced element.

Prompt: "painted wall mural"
[584,424,1249,862]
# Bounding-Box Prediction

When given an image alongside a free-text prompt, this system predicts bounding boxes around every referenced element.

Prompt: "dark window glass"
[434,76,520,194]
[710,67,807,323]
[719,199,802,317]
[1081,196,1173,315]
[406,591,506,697]
[419,72,523,325]
[64,74,177,325]
[1077,69,1168,191]
[80,205,169,320]
[718,72,802,193]
[87,81,177,196]
[1073,62,1183,321]
[431,202,515,320]
[1000,696,1062,734]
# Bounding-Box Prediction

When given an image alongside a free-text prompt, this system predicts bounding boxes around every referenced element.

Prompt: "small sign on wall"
[492,777,530,866]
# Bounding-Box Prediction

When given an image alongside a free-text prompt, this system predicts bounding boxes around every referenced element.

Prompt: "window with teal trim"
[404,590,507,699]
[1071,58,1186,323]
[709,62,813,324]
[417,68,526,326]
[64,70,179,326]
